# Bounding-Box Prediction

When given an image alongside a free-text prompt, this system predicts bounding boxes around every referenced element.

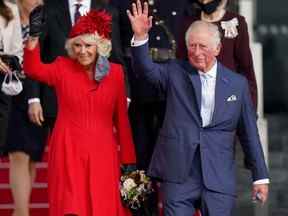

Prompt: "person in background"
[127,1,269,215]
[0,1,46,216]
[23,7,136,216]
[111,1,191,215]
[177,0,258,109]
[0,0,22,156]
[112,0,189,174]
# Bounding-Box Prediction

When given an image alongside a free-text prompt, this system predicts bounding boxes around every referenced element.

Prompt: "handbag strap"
[3,72,21,84]
[11,72,21,82]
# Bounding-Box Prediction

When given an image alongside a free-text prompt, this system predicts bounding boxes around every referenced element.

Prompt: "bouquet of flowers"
[120,169,154,212]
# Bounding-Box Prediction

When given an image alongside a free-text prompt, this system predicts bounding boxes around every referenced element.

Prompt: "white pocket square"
[227,95,237,102]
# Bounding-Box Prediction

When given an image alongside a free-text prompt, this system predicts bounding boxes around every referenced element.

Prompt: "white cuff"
[28,98,41,104]
[253,178,270,185]
[131,36,149,47]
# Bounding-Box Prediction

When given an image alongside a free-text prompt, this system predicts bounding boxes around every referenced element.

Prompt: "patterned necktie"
[74,3,81,24]
[200,73,214,127]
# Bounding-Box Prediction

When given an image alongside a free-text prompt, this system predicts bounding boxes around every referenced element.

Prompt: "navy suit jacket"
[131,43,269,195]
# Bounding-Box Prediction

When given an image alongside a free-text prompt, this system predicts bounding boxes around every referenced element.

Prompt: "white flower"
[139,170,146,182]
[120,188,128,200]
[123,178,137,191]
[136,183,145,193]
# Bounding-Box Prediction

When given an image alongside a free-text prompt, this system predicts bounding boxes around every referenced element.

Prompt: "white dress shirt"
[131,36,269,185]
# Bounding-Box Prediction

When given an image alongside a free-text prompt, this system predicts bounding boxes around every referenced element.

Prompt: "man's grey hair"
[185,20,221,49]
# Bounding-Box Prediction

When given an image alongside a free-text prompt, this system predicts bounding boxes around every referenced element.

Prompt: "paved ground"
[234,114,288,216]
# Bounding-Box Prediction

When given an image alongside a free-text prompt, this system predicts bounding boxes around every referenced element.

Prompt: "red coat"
[24,46,135,216]
[177,11,258,109]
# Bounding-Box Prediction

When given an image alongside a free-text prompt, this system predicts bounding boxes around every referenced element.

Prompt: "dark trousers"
[128,100,165,170]
[161,148,236,216]
[42,116,56,143]
[0,90,11,150]
[128,101,165,216]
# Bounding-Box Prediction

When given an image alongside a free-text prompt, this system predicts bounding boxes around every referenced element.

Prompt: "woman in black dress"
[2,1,46,216]
[0,0,23,153]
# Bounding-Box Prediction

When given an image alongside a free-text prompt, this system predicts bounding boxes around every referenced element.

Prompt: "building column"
[238,1,269,216]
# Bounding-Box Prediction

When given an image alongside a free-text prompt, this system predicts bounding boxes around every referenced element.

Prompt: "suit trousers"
[160,147,236,216]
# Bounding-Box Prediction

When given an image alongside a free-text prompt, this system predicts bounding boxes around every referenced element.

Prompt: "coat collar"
[182,61,202,116]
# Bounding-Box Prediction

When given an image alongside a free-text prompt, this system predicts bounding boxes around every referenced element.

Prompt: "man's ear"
[214,42,222,56]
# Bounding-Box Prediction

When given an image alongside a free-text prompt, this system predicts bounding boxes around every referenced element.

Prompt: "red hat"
[69,10,112,39]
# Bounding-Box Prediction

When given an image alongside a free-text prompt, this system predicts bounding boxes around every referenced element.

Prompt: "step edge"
[0,203,49,209]
[0,183,47,189]
[0,162,48,169]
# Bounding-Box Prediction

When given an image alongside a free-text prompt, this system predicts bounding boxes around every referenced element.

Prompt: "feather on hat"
[69,10,112,39]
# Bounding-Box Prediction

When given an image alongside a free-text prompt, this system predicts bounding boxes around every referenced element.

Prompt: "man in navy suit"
[127,1,269,215]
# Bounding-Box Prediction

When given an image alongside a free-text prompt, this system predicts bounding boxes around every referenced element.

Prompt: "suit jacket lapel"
[189,71,202,113]
[56,0,72,33]
[182,62,202,118]
[211,64,230,126]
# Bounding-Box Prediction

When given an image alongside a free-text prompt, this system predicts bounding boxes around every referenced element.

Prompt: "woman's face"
[72,39,98,69]
[198,0,213,4]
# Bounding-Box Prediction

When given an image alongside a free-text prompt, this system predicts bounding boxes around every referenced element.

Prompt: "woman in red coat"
[23,8,136,216]
[178,0,258,109]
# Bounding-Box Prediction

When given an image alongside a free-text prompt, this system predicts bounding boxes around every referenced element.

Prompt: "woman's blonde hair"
[65,32,112,59]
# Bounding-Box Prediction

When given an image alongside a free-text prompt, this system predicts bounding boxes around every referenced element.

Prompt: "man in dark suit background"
[111,1,191,215]
[128,1,269,215]
[27,0,124,135]
[111,0,191,172]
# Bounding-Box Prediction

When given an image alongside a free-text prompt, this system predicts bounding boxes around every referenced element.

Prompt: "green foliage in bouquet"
[120,170,154,211]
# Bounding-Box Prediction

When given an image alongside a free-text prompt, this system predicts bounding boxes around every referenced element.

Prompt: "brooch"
[220,17,239,39]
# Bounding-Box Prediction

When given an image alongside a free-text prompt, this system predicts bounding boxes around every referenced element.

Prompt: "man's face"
[187,30,220,72]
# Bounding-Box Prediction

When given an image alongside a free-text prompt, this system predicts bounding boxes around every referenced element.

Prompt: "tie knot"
[75,3,81,10]
[201,73,212,80]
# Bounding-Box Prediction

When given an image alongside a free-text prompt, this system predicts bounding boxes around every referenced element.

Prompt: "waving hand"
[127,0,153,41]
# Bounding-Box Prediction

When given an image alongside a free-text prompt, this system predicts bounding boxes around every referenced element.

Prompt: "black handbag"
[0,54,22,74]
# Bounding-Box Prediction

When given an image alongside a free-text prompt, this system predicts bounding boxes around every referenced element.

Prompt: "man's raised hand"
[127,0,153,41]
